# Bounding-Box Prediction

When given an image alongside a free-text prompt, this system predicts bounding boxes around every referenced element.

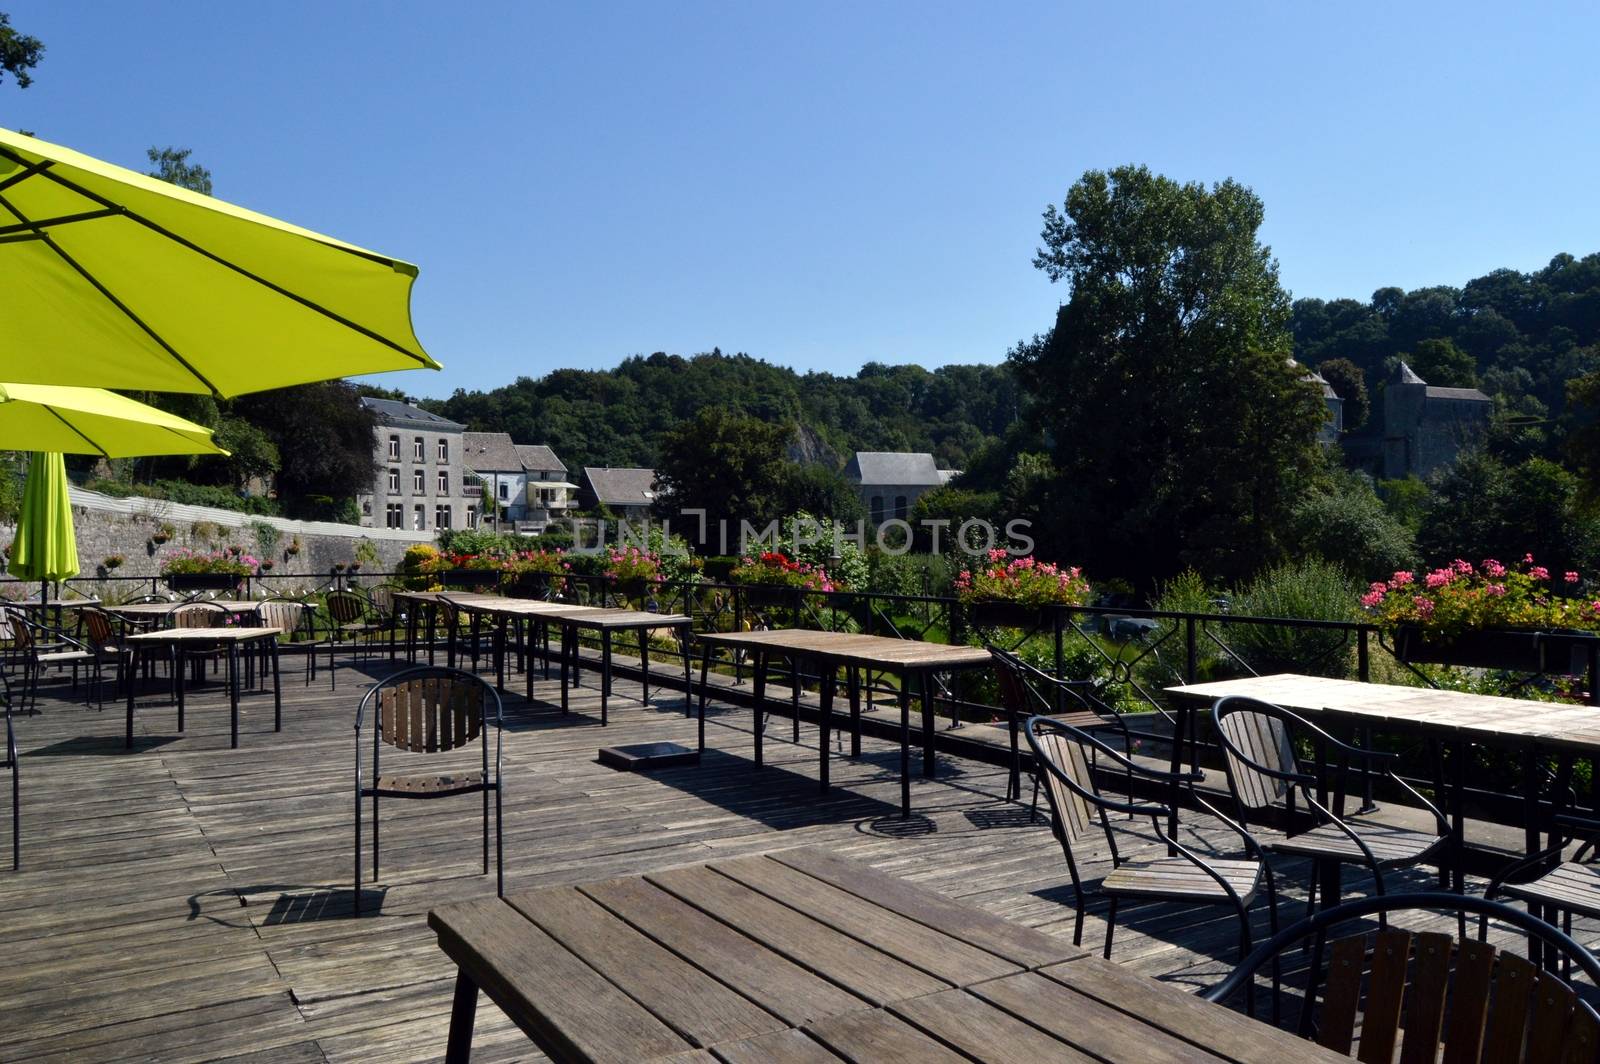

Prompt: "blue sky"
[4,2,1597,396]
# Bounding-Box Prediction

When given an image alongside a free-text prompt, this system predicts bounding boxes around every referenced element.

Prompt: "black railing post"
[1184,616,1197,684]
[1053,608,1064,681]
[1358,627,1370,683]
[1589,643,1599,707]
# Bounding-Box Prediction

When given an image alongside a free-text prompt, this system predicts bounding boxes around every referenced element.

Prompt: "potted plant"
[102,554,124,571]
[1363,557,1600,673]
[161,548,257,592]
[729,551,835,607]
[440,553,503,589]
[502,549,568,599]
[285,536,302,557]
[151,524,175,546]
[260,559,275,572]
[604,546,662,602]
[956,550,1090,630]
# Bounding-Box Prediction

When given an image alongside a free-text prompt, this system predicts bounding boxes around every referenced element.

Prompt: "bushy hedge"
[85,477,280,516]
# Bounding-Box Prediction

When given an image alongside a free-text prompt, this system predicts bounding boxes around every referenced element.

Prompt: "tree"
[773,463,864,525]
[1416,452,1599,574]
[1406,337,1476,388]
[1565,368,1600,510]
[652,407,795,538]
[1016,165,1326,584]
[0,12,42,89]
[910,486,1001,552]
[1287,472,1416,579]
[145,147,212,195]
[1316,357,1369,430]
[233,382,377,519]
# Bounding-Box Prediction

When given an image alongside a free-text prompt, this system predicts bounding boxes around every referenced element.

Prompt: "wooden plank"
[768,846,1084,968]
[707,1028,840,1064]
[803,1008,970,1063]
[579,876,870,1028]
[506,885,789,1048]
[428,896,691,1062]
[710,854,1021,985]
[645,864,949,1006]
[889,988,1099,1063]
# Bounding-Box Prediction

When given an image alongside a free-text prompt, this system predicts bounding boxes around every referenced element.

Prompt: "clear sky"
[4,2,1597,396]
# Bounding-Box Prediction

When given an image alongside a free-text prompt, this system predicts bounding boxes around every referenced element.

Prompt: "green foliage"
[1317,357,1369,430]
[1405,338,1477,388]
[910,486,1001,551]
[653,407,794,528]
[782,512,869,589]
[213,415,280,488]
[233,382,377,519]
[1287,472,1417,580]
[85,477,280,515]
[774,463,864,524]
[1565,369,1600,510]
[437,527,573,555]
[354,538,381,568]
[1416,452,1600,574]
[145,147,212,195]
[1227,558,1360,678]
[246,519,280,557]
[1377,476,1433,533]
[1016,165,1326,586]
[0,454,21,524]
[0,12,43,89]
[867,552,956,598]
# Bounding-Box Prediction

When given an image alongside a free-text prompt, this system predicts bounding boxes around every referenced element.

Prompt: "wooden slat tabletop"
[1167,672,1600,753]
[124,626,283,643]
[429,846,1335,1063]
[697,628,993,670]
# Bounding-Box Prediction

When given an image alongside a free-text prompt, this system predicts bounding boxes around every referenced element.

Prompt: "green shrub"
[84,477,280,515]
[1226,558,1360,678]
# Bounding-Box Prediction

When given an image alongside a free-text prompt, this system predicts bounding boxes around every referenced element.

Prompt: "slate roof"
[515,444,566,473]
[1394,361,1427,385]
[844,451,944,486]
[1425,386,1491,402]
[462,431,524,472]
[584,467,657,508]
[359,396,465,433]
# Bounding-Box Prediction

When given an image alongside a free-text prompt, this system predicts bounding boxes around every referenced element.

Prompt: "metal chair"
[324,589,392,689]
[80,607,132,708]
[3,684,17,870]
[1204,891,1600,1059]
[1487,810,1600,977]
[1025,716,1277,961]
[1212,696,1450,919]
[354,666,504,916]
[988,646,1134,806]
[249,598,317,686]
[3,611,93,713]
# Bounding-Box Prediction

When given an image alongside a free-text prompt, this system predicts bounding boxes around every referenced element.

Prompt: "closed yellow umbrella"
[8,452,78,585]
[0,126,441,397]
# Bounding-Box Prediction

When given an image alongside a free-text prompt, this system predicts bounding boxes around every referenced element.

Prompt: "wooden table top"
[697,628,994,670]
[106,600,307,616]
[124,626,283,643]
[555,609,692,630]
[443,596,603,617]
[428,845,1335,1063]
[1166,672,1600,753]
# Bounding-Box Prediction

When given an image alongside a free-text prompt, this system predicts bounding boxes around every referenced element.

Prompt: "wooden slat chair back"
[1314,929,1598,1063]
[368,586,394,618]
[254,600,307,636]
[354,666,503,916]
[172,602,226,629]
[1033,728,1098,847]
[987,646,1134,805]
[325,591,369,627]
[1216,705,1297,811]
[82,608,117,649]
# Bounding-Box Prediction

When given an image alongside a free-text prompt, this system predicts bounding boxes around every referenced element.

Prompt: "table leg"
[427,603,437,667]
[820,667,834,793]
[681,630,692,719]
[601,629,612,726]
[921,670,935,779]
[125,645,138,749]
[1166,701,1188,855]
[640,628,650,705]
[790,653,800,743]
[406,606,418,664]
[271,639,282,732]
[848,667,861,757]
[494,620,506,694]
[899,674,913,818]
[559,625,570,716]
[228,642,240,749]
[445,969,479,1064]
[754,651,768,769]
[176,649,187,734]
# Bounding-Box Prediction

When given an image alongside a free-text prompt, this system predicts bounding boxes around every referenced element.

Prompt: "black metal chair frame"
[79,606,133,709]
[168,599,230,693]
[988,645,1134,808]
[1203,891,1600,1040]
[247,597,319,687]
[354,665,504,917]
[324,589,395,689]
[1486,809,1600,975]
[4,611,92,713]
[1212,695,1451,919]
[3,685,17,870]
[1024,715,1279,962]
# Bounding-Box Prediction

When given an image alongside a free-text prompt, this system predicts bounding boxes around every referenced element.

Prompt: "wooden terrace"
[4,649,1598,1062]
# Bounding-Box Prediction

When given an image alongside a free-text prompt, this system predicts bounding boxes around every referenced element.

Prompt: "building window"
[385,503,403,528]
[437,438,449,462]
[894,495,909,520]
[435,504,452,529]
[413,469,425,494]
[387,435,400,460]
[466,505,478,529]
[870,495,884,524]
[387,468,400,494]
[437,470,449,495]
[413,436,425,461]
[498,480,509,500]
[413,505,425,531]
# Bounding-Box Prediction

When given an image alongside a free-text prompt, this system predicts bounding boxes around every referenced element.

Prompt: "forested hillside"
[414,351,1021,473]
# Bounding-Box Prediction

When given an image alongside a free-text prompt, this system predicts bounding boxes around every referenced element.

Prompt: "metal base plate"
[597,741,700,771]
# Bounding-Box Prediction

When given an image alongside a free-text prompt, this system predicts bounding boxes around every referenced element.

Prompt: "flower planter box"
[738,584,803,608]
[440,569,501,590]
[1393,624,1599,674]
[165,572,242,593]
[965,600,1053,629]
[505,574,561,600]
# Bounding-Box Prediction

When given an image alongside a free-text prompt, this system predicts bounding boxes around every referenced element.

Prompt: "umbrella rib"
[0,188,224,396]
[0,207,120,237]
[0,155,51,194]
[41,405,110,458]
[30,166,433,369]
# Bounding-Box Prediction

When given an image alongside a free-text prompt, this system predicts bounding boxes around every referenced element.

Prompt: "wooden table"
[554,609,693,724]
[694,630,993,817]
[428,845,1338,1063]
[122,627,283,749]
[443,594,606,695]
[392,590,502,665]
[1166,673,1600,895]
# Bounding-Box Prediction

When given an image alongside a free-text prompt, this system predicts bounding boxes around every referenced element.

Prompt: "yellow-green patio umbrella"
[8,452,78,584]
[0,126,441,397]
[0,382,227,457]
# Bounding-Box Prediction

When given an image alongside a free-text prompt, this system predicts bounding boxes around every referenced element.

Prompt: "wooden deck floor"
[3,653,1595,1062]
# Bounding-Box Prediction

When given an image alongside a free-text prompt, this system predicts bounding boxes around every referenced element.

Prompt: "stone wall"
[1,488,430,597]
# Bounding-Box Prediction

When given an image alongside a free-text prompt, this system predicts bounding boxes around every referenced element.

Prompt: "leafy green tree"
[1316,357,1369,430]
[233,382,377,519]
[1016,165,1326,584]
[774,463,864,525]
[0,12,42,89]
[1565,369,1600,510]
[1406,337,1476,388]
[910,486,1002,551]
[145,147,212,195]
[653,407,794,535]
[1416,452,1599,573]
[1287,473,1416,579]
[212,415,280,490]
[1376,476,1433,533]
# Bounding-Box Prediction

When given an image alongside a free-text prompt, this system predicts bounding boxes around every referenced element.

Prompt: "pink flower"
[1413,595,1435,617]
[1531,566,1551,581]
[1484,559,1507,577]
[1524,553,1536,564]
[1424,570,1452,589]
[1566,571,1581,584]
[1487,584,1507,597]
[1360,590,1385,608]
[1453,558,1474,575]
[1390,571,1415,586]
